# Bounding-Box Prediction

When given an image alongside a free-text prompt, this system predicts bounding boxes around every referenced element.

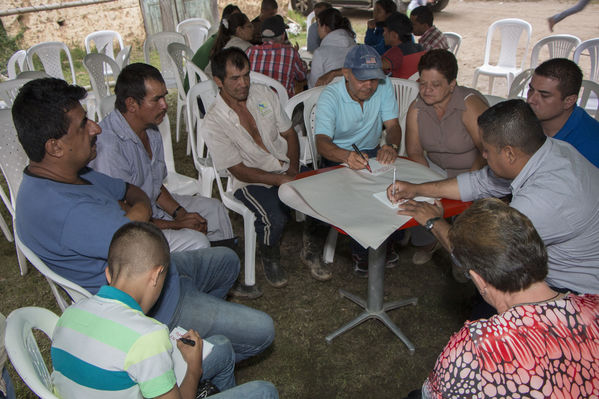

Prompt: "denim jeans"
[201,335,236,391]
[212,381,279,399]
[168,247,275,362]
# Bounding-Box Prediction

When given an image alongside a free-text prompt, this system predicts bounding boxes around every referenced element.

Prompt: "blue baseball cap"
[343,45,386,81]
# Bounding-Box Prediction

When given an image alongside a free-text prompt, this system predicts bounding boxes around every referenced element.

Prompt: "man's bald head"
[107,222,170,283]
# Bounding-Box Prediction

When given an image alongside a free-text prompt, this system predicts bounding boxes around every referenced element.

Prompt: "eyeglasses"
[450,252,471,280]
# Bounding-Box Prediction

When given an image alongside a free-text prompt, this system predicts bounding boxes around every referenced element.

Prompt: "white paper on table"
[341,159,394,176]
[372,192,436,209]
[169,326,214,385]
[279,158,444,249]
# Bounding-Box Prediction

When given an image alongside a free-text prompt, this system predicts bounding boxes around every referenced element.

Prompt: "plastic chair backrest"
[176,19,210,53]
[573,38,599,83]
[26,41,77,84]
[116,45,132,69]
[5,307,60,399]
[16,71,49,80]
[183,54,209,87]
[508,68,534,99]
[99,94,116,120]
[579,79,599,120]
[443,32,462,56]
[167,42,194,96]
[0,78,33,108]
[250,71,289,108]
[302,86,325,170]
[186,80,218,170]
[482,19,532,70]
[484,94,507,106]
[84,30,124,60]
[143,32,186,86]
[389,78,419,156]
[83,53,121,102]
[0,109,27,212]
[7,50,27,80]
[530,34,581,68]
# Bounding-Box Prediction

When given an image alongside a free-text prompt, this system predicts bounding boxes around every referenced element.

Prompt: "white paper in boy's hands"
[372,191,436,209]
[170,326,214,385]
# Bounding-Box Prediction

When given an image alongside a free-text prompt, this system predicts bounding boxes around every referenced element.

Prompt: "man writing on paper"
[51,221,278,399]
[314,44,402,276]
[387,99,599,296]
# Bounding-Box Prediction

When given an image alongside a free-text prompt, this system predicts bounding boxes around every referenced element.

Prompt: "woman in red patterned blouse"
[422,198,599,399]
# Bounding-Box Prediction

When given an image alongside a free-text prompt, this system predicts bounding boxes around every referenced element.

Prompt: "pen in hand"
[179,337,196,346]
[392,167,396,201]
[351,144,372,173]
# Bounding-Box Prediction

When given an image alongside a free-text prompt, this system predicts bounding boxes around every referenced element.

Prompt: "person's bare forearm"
[416,178,462,200]
[124,184,152,221]
[282,128,300,175]
[156,185,181,217]
[429,219,452,251]
[384,121,402,147]
[229,163,292,186]
[315,135,350,164]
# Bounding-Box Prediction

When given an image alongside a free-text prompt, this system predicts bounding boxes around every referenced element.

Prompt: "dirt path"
[343,0,599,96]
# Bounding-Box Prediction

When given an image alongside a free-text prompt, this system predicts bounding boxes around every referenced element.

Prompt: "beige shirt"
[203,83,292,191]
[415,86,487,177]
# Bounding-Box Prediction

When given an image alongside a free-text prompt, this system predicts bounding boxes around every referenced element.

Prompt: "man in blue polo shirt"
[314,44,403,276]
[527,58,599,167]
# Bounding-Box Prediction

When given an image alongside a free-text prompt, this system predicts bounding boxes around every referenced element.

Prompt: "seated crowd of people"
[2,0,599,398]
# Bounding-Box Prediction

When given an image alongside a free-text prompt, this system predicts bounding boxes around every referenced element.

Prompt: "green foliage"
[0,20,24,78]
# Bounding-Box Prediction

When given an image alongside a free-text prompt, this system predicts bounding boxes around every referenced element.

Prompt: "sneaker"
[412,241,441,265]
[351,254,368,278]
[300,247,332,281]
[228,280,263,299]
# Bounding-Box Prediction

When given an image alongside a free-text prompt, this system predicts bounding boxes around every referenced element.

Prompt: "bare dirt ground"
[342,0,599,96]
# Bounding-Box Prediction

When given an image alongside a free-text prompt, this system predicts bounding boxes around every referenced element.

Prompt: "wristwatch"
[424,217,442,232]
[390,144,399,153]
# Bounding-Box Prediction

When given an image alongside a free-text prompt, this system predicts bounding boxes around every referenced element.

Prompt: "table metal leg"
[325,241,418,353]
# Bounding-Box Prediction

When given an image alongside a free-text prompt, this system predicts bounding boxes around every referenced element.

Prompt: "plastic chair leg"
[242,214,257,286]
[323,227,338,264]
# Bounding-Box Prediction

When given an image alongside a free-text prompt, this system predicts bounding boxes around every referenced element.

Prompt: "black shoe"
[351,254,368,279]
[385,244,400,269]
[228,280,263,299]
[259,244,288,288]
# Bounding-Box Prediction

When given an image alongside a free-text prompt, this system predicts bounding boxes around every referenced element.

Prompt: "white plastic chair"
[5,307,60,399]
[579,79,599,120]
[530,34,581,68]
[389,78,419,156]
[176,18,210,53]
[0,78,33,109]
[472,19,532,96]
[26,41,77,84]
[0,109,28,275]
[7,50,27,79]
[83,53,121,121]
[284,86,325,168]
[15,230,92,311]
[573,38,599,83]
[508,68,534,99]
[250,71,289,108]
[484,94,507,106]
[98,94,116,120]
[443,32,462,56]
[16,71,49,80]
[143,32,186,89]
[167,42,195,145]
[186,80,219,198]
[84,30,124,60]
[190,80,258,287]
[183,54,210,88]
[115,45,132,69]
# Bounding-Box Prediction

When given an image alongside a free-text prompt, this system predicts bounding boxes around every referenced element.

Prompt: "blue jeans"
[1,367,15,399]
[168,247,275,363]
[213,381,279,399]
[201,335,236,391]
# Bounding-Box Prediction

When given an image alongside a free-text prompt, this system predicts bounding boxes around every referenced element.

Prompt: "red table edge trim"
[295,165,472,234]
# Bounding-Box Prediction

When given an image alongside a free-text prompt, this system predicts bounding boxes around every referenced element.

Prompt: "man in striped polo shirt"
[51,222,278,399]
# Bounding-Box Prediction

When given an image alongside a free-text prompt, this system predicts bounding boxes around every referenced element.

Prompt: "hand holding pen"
[349,144,372,172]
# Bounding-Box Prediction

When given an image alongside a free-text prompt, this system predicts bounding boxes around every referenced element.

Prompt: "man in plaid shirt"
[410,6,448,51]
[246,15,307,97]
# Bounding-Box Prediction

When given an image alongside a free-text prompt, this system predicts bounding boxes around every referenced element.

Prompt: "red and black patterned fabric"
[423,294,599,398]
